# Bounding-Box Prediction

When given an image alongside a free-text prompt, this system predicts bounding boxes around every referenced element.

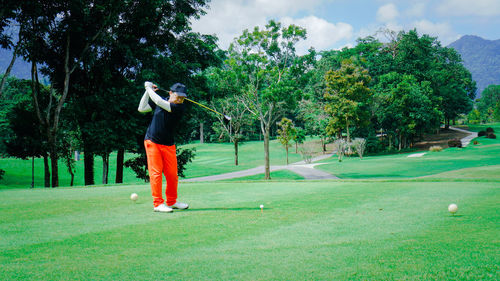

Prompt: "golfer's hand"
[152,84,159,91]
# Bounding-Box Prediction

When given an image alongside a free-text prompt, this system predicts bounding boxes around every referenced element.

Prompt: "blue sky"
[191,0,500,54]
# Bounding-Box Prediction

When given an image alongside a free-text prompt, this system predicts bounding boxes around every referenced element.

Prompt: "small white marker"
[260,204,264,213]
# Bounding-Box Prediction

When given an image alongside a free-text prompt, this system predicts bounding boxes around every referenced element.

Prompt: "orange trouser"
[144,140,178,207]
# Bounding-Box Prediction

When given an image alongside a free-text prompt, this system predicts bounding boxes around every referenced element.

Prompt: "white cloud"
[405,3,426,18]
[376,3,399,22]
[281,16,354,54]
[191,0,333,50]
[411,20,461,45]
[437,0,500,16]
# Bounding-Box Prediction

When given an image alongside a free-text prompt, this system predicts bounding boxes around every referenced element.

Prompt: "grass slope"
[1,178,498,280]
[316,137,500,179]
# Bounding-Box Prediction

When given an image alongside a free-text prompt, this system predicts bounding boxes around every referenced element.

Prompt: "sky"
[191,0,500,54]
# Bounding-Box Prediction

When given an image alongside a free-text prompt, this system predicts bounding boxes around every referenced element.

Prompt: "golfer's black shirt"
[144,98,185,146]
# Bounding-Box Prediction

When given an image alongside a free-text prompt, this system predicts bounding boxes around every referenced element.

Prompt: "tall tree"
[227,20,307,179]
[277,117,294,165]
[374,72,441,149]
[476,85,500,122]
[324,59,373,142]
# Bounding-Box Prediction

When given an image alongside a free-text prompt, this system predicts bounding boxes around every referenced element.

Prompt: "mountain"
[448,35,500,98]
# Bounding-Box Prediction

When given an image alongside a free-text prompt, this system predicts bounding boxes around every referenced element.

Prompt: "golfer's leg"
[144,140,164,207]
[162,145,178,206]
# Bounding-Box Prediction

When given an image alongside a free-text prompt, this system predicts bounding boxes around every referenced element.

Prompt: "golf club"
[158,88,231,121]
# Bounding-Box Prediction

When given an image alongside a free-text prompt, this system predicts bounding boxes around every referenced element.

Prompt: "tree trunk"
[263,128,271,180]
[0,44,18,97]
[115,148,124,183]
[102,153,109,184]
[84,151,95,185]
[398,131,402,151]
[286,145,289,165]
[295,142,298,154]
[200,122,204,144]
[234,139,239,166]
[43,154,50,188]
[346,117,351,143]
[49,136,59,188]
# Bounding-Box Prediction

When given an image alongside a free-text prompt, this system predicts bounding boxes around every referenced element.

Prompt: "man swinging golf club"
[138,81,189,213]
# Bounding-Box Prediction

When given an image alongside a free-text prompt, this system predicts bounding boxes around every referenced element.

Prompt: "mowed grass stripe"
[0,181,403,280]
[2,181,498,280]
[145,182,495,280]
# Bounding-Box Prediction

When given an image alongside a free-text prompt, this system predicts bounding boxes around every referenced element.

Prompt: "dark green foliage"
[176,147,196,178]
[0,168,4,180]
[124,147,196,181]
[447,139,462,148]
[476,85,500,122]
[478,131,487,137]
[487,133,496,139]
[365,135,385,153]
[124,154,148,182]
[486,127,494,133]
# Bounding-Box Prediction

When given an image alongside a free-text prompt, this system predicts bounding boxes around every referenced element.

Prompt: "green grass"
[317,137,500,179]
[458,122,500,133]
[221,169,305,181]
[0,139,311,188]
[1,135,499,279]
[1,179,498,280]
[181,139,307,178]
[0,151,143,188]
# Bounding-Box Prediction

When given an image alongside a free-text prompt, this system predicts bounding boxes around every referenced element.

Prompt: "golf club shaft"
[185,98,224,117]
[158,88,230,120]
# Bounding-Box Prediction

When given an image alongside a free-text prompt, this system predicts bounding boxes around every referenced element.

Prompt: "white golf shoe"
[153,203,173,213]
[168,202,189,210]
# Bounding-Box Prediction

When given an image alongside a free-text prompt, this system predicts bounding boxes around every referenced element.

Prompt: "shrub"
[478,131,487,137]
[352,138,367,159]
[473,140,479,145]
[429,145,443,152]
[448,139,462,148]
[334,139,348,162]
[299,142,317,164]
[487,133,497,139]
[486,127,494,133]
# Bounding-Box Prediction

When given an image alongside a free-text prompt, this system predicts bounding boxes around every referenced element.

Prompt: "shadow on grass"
[185,207,272,212]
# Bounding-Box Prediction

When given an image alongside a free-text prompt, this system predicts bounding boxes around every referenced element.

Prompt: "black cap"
[170,83,187,97]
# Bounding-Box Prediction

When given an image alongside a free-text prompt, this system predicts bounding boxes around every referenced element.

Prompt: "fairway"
[1,178,498,280]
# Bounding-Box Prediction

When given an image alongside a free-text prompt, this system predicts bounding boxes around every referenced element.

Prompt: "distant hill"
[448,35,500,98]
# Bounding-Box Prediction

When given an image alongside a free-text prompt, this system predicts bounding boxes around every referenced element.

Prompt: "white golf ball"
[130,193,138,201]
[260,204,264,209]
[448,203,458,214]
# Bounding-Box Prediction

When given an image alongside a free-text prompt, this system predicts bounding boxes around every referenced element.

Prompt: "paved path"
[449,126,478,147]
[182,153,338,182]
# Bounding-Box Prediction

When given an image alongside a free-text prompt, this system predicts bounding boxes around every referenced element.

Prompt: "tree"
[211,96,252,165]
[292,127,306,153]
[476,85,500,122]
[227,20,307,179]
[277,117,294,165]
[374,73,441,150]
[324,59,373,142]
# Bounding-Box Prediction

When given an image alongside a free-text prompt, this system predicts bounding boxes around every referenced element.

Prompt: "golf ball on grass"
[448,203,458,214]
[260,204,264,209]
[130,193,138,201]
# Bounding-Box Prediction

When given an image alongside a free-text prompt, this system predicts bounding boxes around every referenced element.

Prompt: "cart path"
[449,126,478,147]
[182,153,338,182]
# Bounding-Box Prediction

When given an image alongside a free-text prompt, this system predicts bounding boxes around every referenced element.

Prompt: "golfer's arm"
[145,86,171,112]
[138,91,152,112]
